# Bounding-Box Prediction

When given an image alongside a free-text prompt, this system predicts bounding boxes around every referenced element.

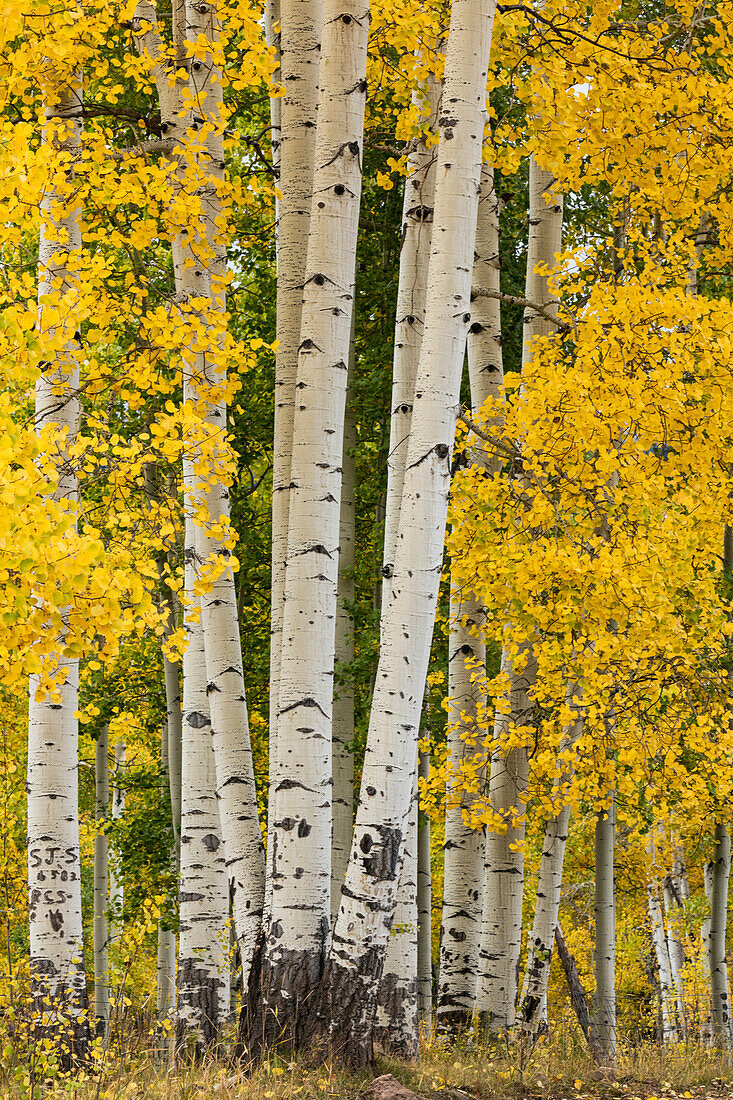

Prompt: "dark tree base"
[175,956,226,1058]
[241,941,324,1058]
[435,1006,474,1037]
[301,950,386,1068]
[30,962,91,1072]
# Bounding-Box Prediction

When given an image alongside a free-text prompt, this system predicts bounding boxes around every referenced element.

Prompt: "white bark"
[663,873,687,1036]
[518,688,583,1037]
[164,602,182,856]
[417,744,433,1028]
[708,822,731,1048]
[702,857,714,1045]
[28,61,88,1057]
[94,725,110,1037]
[109,739,125,938]
[381,69,442,595]
[311,0,497,1064]
[157,712,176,1047]
[477,646,534,1033]
[177,515,230,1050]
[332,341,356,920]
[648,878,677,1043]
[478,156,562,1034]
[437,587,486,1029]
[264,0,282,209]
[183,0,266,987]
[375,768,419,1058]
[593,799,616,1063]
[256,0,368,1043]
[268,0,323,881]
[439,164,502,1031]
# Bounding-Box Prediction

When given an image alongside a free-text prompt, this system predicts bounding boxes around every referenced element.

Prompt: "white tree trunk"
[702,857,714,1045]
[181,0,266,988]
[332,343,356,920]
[518,699,583,1036]
[478,156,562,1034]
[94,725,110,1038]
[109,739,125,939]
[437,587,486,1030]
[28,61,89,1061]
[439,164,502,1032]
[177,515,230,1051]
[708,822,731,1048]
[648,878,677,1043]
[157,717,175,1049]
[417,744,433,1029]
[164,600,182,857]
[375,768,419,1058]
[253,0,368,1046]
[593,799,616,1063]
[477,646,534,1033]
[663,873,687,1036]
[264,0,282,211]
[267,0,323,889]
[309,0,497,1064]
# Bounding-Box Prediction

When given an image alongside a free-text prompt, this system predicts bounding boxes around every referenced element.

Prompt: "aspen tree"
[94,726,110,1037]
[309,0,497,1063]
[250,0,368,1048]
[517,688,582,1038]
[374,770,419,1058]
[478,157,562,1034]
[648,877,677,1043]
[157,720,176,1040]
[594,797,616,1062]
[663,873,687,1036]
[438,164,501,1030]
[28,55,89,1058]
[109,740,125,936]
[332,344,356,917]
[708,822,731,1048]
[417,745,433,1028]
[184,0,265,987]
[267,0,323,868]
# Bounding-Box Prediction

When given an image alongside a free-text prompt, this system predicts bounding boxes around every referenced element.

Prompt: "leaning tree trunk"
[593,798,616,1063]
[374,769,419,1058]
[267,0,323,898]
[648,876,677,1043]
[417,743,433,1029]
[518,692,583,1038]
[109,739,125,939]
[477,156,562,1036]
[183,0,265,989]
[663,872,687,1037]
[305,0,497,1065]
[708,822,731,1048]
[94,726,110,1038]
[28,59,90,1064]
[332,340,356,920]
[438,163,502,1033]
[249,0,369,1050]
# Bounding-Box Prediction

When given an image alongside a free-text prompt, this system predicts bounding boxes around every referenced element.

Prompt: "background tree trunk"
[593,799,616,1063]
[708,821,731,1048]
[417,744,433,1029]
[94,725,110,1038]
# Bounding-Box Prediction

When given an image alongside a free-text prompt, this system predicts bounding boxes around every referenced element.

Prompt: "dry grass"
[9,1030,733,1100]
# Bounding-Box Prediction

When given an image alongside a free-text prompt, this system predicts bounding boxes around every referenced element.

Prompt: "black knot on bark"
[462,313,471,323]
[348,140,360,155]
[381,563,393,578]
[313,274,326,285]
[341,12,352,21]
[469,321,484,334]
[435,443,449,459]
[460,643,472,655]
[334,183,345,195]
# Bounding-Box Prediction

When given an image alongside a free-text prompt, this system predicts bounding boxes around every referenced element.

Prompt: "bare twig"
[471,285,569,333]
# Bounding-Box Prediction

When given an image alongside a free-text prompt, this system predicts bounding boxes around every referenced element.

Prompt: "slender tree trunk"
[477,646,534,1033]
[701,857,714,1045]
[177,516,230,1052]
[648,878,677,1043]
[109,739,125,938]
[94,726,110,1038]
[417,744,433,1029]
[593,799,616,1063]
[478,157,562,1035]
[439,165,502,1034]
[267,0,323,899]
[375,768,419,1058]
[164,605,182,859]
[555,923,601,1060]
[437,587,486,1031]
[183,0,266,987]
[708,822,731,1048]
[249,0,368,1050]
[663,873,687,1036]
[307,0,497,1065]
[157,721,175,1045]
[518,688,582,1037]
[332,338,356,921]
[264,0,282,211]
[28,60,89,1064]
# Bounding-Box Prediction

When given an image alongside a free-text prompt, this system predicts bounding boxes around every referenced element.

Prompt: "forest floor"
[11,1034,733,1100]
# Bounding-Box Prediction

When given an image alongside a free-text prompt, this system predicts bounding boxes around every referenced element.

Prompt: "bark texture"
[251,0,368,1049]
[417,746,433,1028]
[109,739,125,935]
[94,726,110,1037]
[555,923,600,1060]
[708,822,731,1048]
[28,61,89,1061]
[305,0,496,1064]
[593,800,616,1063]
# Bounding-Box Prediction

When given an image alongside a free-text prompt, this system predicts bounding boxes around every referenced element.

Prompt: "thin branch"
[457,409,517,460]
[471,285,569,333]
[107,138,176,160]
